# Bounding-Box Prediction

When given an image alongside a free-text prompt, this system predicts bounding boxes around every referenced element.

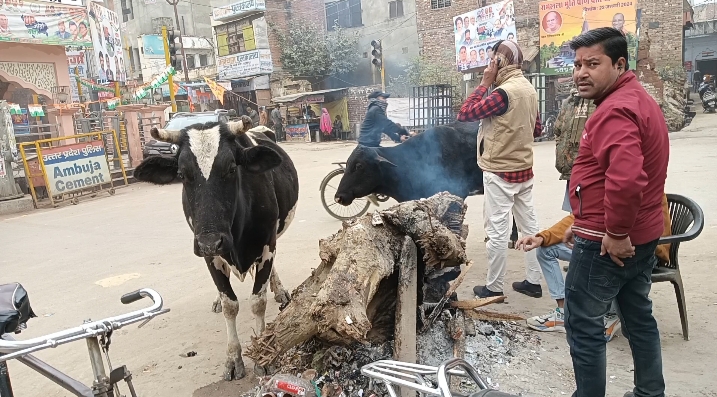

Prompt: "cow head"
[133,116,283,260]
[335,145,396,205]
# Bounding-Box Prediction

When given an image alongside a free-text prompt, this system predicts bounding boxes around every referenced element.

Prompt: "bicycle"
[361,358,518,397]
[534,111,558,142]
[320,162,390,221]
[0,285,169,397]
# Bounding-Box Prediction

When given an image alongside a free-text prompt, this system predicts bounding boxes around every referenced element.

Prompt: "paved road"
[2,113,717,396]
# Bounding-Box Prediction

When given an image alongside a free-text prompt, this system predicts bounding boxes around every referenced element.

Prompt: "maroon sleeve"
[590,108,647,240]
[534,111,542,138]
[457,85,508,122]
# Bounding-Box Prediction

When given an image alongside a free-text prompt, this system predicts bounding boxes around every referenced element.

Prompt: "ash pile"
[241,193,541,397]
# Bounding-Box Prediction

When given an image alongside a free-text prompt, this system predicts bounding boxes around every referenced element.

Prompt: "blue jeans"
[565,236,664,397]
[537,243,618,314]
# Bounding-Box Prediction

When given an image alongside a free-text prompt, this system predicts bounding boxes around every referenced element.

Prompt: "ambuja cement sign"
[42,141,111,194]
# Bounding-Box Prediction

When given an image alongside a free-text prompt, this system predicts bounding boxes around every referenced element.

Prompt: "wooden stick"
[394,237,418,397]
[450,296,506,310]
[464,309,525,322]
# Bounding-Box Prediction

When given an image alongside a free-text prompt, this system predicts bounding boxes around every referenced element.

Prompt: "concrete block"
[0,195,34,216]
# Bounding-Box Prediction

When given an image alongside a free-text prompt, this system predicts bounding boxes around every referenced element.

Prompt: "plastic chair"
[652,194,705,341]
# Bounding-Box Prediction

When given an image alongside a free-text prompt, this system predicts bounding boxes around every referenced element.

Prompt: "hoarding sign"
[538,0,638,75]
[453,0,517,72]
[42,140,111,194]
[217,48,272,80]
[87,2,125,82]
[212,0,266,22]
[0,0,92,47]
[141,35,165,58]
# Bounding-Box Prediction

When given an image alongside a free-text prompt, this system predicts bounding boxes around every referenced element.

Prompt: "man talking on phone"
[457,40,544,299]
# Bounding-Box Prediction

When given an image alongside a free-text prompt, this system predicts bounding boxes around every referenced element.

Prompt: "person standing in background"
[271,105,284,141]
[259,106,269,126]
[457,40,544,300]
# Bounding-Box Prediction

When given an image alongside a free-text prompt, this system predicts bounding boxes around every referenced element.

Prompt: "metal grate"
[409,84,454,131]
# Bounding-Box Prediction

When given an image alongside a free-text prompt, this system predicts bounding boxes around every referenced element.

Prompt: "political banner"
[66,49,87,102]
[42,140,112,195]
[87,2,125,83]
[453,0,516,72]
[204,77,226,104]
[0,0,92,47]
[539,0,638,75]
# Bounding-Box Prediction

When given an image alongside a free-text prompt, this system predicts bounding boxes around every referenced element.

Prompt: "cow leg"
[206,258,246,380]
[269,261,291,309]
[251,245,274,333]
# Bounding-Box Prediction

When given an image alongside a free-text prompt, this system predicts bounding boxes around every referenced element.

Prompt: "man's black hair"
[569,27,629,70]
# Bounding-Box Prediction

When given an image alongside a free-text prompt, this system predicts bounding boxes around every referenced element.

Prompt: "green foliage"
[540,42,561,67]
[657,65,687,83]
[387,53,464,103]
[271,21,360,78]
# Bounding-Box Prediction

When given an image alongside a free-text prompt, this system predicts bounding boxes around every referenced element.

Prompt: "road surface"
[2,113,716,396]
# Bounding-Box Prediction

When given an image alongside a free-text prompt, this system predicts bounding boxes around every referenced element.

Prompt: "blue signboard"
[142,35,166,59]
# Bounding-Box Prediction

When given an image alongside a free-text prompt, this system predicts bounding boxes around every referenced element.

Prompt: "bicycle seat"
[0,283,36,335]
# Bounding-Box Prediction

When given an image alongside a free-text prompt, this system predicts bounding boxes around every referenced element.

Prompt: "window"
[325,0,362,31]
[186,56,196,69]
[389,0,403,19]
[430,0,450,9]
[199,54,208,67]
[402,47,408,54]
[216,19,255,57]
[120,0,134,21]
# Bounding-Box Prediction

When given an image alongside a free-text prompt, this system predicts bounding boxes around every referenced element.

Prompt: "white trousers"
[483,172,542,292]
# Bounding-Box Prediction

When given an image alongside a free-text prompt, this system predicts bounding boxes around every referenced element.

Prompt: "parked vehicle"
[698,81,716,113]
[142,110,232,160]
[534,110,558,142]
[0,284,169,397]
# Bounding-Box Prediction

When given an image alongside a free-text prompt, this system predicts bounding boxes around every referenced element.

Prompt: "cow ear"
[238,146,282,174]
[133,156,178,185]
[376,154,397,168]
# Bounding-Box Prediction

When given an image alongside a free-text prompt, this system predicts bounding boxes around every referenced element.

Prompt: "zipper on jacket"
[575,184,583,217]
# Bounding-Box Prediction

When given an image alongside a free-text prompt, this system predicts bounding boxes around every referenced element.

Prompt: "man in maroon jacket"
[564,28,669,397]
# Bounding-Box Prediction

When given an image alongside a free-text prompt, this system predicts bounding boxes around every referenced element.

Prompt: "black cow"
[335,122,484,204]
[133,117,298,380]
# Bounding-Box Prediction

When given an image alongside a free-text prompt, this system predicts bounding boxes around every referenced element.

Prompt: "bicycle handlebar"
[0,288,168,362]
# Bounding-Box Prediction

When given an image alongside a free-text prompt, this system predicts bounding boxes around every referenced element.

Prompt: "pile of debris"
[240,193,542,397]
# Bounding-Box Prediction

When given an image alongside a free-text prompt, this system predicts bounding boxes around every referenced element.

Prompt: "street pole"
[380,51,386,92]
[162,26,177,113]
[168,0,191,84]
[0,101,23,200]
[75,67,83,104]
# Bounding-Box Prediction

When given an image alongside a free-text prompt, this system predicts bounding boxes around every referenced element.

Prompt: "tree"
[387,53,465,108]
[272,21,360,81]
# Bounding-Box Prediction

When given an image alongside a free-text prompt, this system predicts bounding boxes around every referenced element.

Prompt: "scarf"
[493,40,524,86]
[369,98,388,113]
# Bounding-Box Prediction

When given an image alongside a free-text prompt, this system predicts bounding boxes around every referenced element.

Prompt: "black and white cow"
[133,117,298,380]
[335,122,484,205]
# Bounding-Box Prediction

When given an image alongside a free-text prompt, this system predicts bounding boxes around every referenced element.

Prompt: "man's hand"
[563,226,575,249]
[515,236,543,252]
[400,135,409,142]
[601,235,635,267]
[480,59,498,88]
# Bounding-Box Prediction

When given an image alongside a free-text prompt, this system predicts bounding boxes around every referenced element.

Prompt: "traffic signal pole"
[168,0,191,84]
[162,26,177,113]
[371,40,385,91]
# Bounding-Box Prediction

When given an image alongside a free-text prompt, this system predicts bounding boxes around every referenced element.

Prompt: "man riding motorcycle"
[358,91,410,147]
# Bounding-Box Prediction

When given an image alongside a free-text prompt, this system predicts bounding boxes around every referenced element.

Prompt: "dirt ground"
[2,112,716,397]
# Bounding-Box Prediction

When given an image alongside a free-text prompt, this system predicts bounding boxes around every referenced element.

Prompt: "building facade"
[684,2,717,83]
[323,0,420,88]
[415,0,693,129]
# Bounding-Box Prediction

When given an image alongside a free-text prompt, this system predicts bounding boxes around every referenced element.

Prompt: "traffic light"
[371,40,382,69]
[167,28,182,70]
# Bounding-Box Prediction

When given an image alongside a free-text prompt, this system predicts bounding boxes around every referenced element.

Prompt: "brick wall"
[347,85,381,137]
[265,0,327,71]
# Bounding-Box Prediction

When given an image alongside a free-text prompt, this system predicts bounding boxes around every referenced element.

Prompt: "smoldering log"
[244,193,468,367]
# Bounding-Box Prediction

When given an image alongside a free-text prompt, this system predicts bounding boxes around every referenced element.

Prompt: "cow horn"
[228,115,253,135]
[150,127,181,143]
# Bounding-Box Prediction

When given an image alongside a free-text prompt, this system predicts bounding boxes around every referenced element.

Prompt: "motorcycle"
[698,81,716,113]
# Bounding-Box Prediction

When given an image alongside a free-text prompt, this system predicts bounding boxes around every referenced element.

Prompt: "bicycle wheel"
[320,168,371,221]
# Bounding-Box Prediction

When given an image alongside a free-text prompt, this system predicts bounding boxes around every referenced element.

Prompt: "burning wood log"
[244,193,468,368]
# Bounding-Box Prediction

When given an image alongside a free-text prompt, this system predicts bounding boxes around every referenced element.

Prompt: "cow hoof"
[224,357,246,381]
[211,299,222,313]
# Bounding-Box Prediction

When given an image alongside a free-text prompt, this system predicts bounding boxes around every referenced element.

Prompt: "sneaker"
[527,308,565,332]
[512,280,543,298]
[605,313,622,342]
[473,285,504,298]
